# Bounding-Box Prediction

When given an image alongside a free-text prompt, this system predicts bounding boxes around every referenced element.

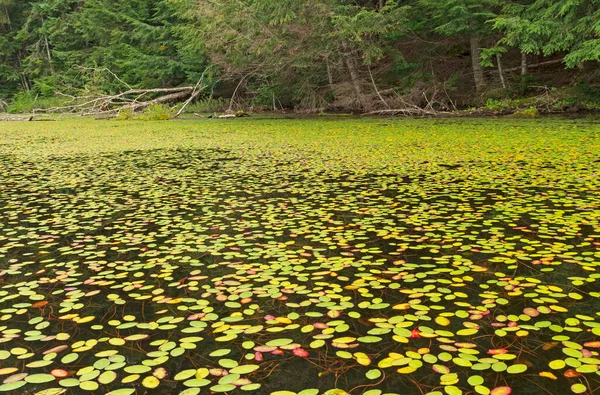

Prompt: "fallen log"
[0,115,34,121]
[43,86,198,116]
[33,66,213,116]
[0,115,58,122]
[127,90,193,112]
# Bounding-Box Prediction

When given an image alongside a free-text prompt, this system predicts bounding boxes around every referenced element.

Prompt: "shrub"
[483,98,522,112]
[115,107,134,120]
[185,98,228,113]
[512,106,539,118]
[7,91,70,113]
[136,103,175,121]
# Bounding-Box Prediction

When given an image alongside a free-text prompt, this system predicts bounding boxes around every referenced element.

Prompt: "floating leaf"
[25,374,55,384]
[490,387,512,395]
[229,365,260,375]
[142,376,160,389]
[366,369,381,380]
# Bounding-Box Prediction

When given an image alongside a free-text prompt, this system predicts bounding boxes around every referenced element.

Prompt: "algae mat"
[0,118,599,395]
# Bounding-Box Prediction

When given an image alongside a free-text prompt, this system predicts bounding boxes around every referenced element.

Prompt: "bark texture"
[470,37,485,92]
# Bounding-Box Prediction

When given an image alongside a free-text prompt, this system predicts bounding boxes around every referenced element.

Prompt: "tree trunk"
[2,2,12,29]
[326,58,335,100]
[345,56,369,110]
[497,55,507,89]
[470,37,485,93]
[521,52,528,75]
[39,16,53,74]
[20,74,30,91]
[44,35,54,74]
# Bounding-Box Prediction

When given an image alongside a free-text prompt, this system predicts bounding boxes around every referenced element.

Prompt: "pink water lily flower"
[293,348,309,358]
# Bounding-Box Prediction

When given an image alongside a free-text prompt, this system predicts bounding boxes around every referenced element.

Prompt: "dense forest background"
[1,0,600,114]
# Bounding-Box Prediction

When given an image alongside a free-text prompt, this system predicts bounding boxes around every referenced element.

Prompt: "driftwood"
[217,113,250,119]
[362,108,453,117]
[176,67,215,117]
[210,111,250,119]
[0,115,34,121]
[39,86,199,116]
[361,86,456,117]
[33,66,213,116]
[0,115,58,122]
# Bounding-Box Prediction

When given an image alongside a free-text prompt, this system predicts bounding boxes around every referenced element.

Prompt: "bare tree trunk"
[378,0,386,10]
[39,16,53,74]
[130,90,191,112]
[2,1,12,29]
[20,74,30,91]
[521,52,528,75]
[497,55,507,89]
[470,37,485,93]
[326,58,335,100]
[44,35,54,73]
[345,56,370,110]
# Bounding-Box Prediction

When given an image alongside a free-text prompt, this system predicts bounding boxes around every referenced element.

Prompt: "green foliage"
[420,0,499,37]
[482,85,600,113]
[115,107,135,120]
[483,98,523,112]
[2,0,600,111]
[184,98,228,113]
[6,90,68,113]
[493,0,600,67]
[512,106,539,118]
[115,103,175,121]
[135,103,175,120]
[0,0,189,100]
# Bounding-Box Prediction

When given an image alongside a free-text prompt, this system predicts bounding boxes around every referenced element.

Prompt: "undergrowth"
[184,98,228,113]
[116,104,175,121]
[7,91,71,113]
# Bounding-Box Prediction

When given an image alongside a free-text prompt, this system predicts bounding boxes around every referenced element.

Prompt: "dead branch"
[489,59,564,74]
[32,66,216,116]
[74,66,133,90]
[176,66,214,117]
[368,65,391,109]
[228,74,252,112]
[362,108,452,117]
[37,86,197,115]
[0,115,56,122]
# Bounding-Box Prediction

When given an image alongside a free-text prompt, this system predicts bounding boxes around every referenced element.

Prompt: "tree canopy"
[1,0,599,112]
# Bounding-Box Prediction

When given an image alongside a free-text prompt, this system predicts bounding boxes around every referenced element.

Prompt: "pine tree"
[419,0,500,92]
[494,0,600,67]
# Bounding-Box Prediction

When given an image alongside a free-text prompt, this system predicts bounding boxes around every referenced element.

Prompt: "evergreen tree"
[494,0,600,67]
[419,0,500,92]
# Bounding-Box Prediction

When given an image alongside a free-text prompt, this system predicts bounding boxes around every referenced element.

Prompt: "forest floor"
[0,118,599,395]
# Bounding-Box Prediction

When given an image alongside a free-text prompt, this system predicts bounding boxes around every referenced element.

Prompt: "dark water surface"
[0,118,599,395]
